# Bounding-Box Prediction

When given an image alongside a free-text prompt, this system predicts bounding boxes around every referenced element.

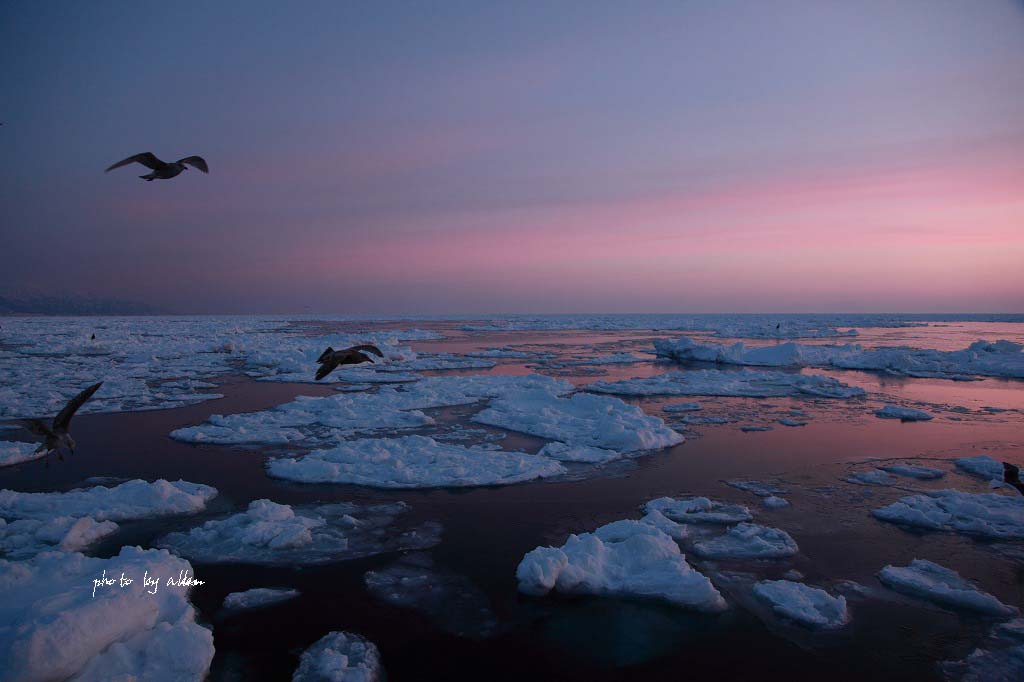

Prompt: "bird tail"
[317,347,334,364]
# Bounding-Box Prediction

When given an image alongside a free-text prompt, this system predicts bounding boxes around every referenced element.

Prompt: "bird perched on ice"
[315,345,384,381]
[19,382,103,463]
[105,152,209,181]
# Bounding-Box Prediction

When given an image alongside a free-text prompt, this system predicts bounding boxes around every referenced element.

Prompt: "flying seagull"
[20,382,103,462]
[105,152,209,181]
[315,345,384,381]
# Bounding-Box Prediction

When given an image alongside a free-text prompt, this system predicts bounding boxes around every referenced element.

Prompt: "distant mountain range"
[0,294,160,316]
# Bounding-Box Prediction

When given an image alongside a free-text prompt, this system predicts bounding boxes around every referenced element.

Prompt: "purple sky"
[2,1,1022,314]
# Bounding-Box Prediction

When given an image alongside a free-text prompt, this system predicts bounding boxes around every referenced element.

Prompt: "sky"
[1,1,1022,314]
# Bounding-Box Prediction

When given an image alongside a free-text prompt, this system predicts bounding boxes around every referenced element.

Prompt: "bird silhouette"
[315,345,384,381]
[1004,462,1024,496]
[105,152,209,181]
[20,382,102,463]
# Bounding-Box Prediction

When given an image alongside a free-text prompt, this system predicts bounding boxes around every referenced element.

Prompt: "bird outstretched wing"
[178,156,209,173]
[317,347,335,364]
[53,382,103,432]
[315,358,339,381]
[348,344,384,359]
[106,153,165,172]
[19,418,53,437]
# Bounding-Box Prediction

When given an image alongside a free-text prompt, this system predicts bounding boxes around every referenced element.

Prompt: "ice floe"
[222,587,300,611]
[0,516,118,559]
[872,490,1024,539]
[846,469,899,486]
[364,553,497,638]
[875,405,933,421]
[879,464,946,480]
[877,559,1016,616]
[588,369,865,399]
[0,546,213,682]
[268,435,566,488]
[752,580,849,629]
[644,497,753,524]
[0,440,42,467]
[762,496,790,509]
[692,523,799,559]
[536,441,621,463]
[653,335,1024,380]
[515,519,726,611]
[0,479,217,521]
[943,644,1024,682]
[663,402,702,413]
[955,455,1006,481]
[726,480,789,497]
[292,631,383,682]
[156,499,441,564]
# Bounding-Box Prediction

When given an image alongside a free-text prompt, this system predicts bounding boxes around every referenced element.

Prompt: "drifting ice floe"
[0,546,214,682]
[588,369,865,399]
[644,497,753,524]
[0,440,42,467]
[872,490,1024,539]
[222,587,300,612]
[292,631,383,682]
[0,479,217,521]
[516,519,726,611]
[752,580,849,629]
[156,499,441,564]
[943,645,1024,682]
[955,455,1006,481]
[537,441,621,463]
[762,496,790,509]
[0,516,118,559]
[692,523,799,559]
[879,464,946,480]
[877,559,1016,616]
[268,435,566,488]
[653,336,1024,380]
[364,553,498,638]
[846,469,899,486]
[663,402,701,413]
[875,405,933,421]
[726,480,788,497]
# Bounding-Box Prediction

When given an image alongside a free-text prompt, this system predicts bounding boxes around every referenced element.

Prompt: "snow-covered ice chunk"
[846,469,899,486]
[727,480,788,497]
[474,390,683,454]
[223,587,300,611]
[465,348,533,359]
[752,580,849,629]
[292,631,383,682]
[741,425,773,432]
[156,499,440,564]
[778,418,807,427]
[0,546,213,682]
[537,441,621,463]
[692,523,799,559]
[879,464,946,480]
[878,559,1017,616]
[875,405,933,421]
[943,644,1024,682]
[955,455,1006,481]
[0,440,43,467]
[0,479,217,521]
[267,435,566,488]
[515,520,726,611]
[763,496,790,509]
[663,402,701,413]
[588,369,865,399]
[644,497,753,524]
[364,553,497,638]
[872,490,1024,539]
[0,516,118,559]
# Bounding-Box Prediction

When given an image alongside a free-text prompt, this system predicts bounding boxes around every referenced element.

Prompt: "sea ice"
[644,497,753,524]
[0,516,118,559]
[588,369,865,399]
[726,480,788,497]
[878,559,1016,616]
[875,405,933,421]
[752,580,849,629]
[0,546,213,682]
[537,441,621,463]
[515,519,726,611]
[692,523,799,559]
[955,455,1006,481]
[879,464,946,480]
[0,479,217,521]
[663,402,701,413]
[156,499,441,564]
[292,631,383,682]
[222,587,300,611]
[872,490,1024,539]
[846,469,899,486]
[942,645,1024,682]
[0,440,43,467]
[267,435,566,488]
[763,496,790,509]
